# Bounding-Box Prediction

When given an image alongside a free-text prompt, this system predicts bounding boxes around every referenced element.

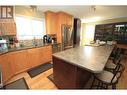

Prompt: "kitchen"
[0,5,127,89]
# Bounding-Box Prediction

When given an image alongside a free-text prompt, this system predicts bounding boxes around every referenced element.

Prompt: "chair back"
[113,48,123,64]
[111,63,125,84]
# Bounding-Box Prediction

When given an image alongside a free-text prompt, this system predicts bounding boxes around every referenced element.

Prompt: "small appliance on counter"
[43,35,52,44]
[43,34,57,44]
[0,39,8,51]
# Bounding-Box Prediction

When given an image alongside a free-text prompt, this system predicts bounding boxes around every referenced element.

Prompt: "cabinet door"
[0,54,14,83]
[39,46,52,64]
[27,48,41,68]
[1,20,16,35]
[66,15,73,26]
[45,11,57,34]
[9,50,29,74]
[28,46,52,69]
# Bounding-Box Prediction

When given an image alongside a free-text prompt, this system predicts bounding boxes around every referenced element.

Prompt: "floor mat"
[4,78,29,89]
[27,62,53,78]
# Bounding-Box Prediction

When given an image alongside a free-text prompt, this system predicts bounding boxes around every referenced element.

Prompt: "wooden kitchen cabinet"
[66,15,73,26]
[57,12,73,26]
[0,20,16,35]
[45,11,57,34]
[56,12,73,43]
[39,45,52,64]
[9,50,29,75]
[28,45,52,69]
[45,11,73,43]
[27,48,41,68]
[0,54,14,83]
[0,45,52,84]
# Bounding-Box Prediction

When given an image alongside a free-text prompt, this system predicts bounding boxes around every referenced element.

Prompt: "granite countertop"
[0,43,52,55]
[53,45,114,73]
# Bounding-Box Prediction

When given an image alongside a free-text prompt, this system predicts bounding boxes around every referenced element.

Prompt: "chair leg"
[100,82,103,89]
[97,81,101,89]
[112,84,116,89]
[105,84,108,89]
[90,77,95,89]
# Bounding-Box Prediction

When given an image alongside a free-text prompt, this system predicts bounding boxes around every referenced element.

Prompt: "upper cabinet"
[45,11,73,43]
[57,12,73,26]
[0,6,16,36]
[45,11,57,34]
[0,20,16,36]
[56,12,73,43]
[66,14,73,26]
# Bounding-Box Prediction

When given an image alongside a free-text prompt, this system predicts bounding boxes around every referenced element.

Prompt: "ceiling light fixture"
[30,5,37,13]
[91,5,96,12]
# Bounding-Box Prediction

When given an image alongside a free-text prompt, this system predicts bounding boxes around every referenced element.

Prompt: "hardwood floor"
[6,68,57,89]
[6,55,127,89]
[117,55,127,89]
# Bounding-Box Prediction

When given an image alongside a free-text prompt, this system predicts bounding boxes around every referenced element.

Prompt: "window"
[15,16,45,40]
[84,24,95,44]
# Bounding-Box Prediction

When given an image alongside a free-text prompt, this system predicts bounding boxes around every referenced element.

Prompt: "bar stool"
[90,63,124,89]
[109,45,118,59]
[109,47,122,61]
[105,49,123,73]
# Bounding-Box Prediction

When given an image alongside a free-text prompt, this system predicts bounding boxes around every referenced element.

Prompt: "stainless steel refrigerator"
[61,25,74,50]
[61,18,81,50]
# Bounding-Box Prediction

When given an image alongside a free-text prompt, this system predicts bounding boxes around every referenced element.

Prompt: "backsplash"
[0,35,44,48]
[19,39,43,47]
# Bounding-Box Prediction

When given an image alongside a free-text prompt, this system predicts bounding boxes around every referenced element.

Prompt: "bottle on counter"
[13,37,20,48]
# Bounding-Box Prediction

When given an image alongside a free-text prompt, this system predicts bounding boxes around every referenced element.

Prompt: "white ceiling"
[37,6,127,23]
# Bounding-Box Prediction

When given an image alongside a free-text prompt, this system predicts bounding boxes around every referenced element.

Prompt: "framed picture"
[1,6,13,19]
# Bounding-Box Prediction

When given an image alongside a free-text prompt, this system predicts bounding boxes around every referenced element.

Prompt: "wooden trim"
[0,6,13,19]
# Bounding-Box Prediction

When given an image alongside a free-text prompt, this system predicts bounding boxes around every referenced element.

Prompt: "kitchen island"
[52,45,114,89]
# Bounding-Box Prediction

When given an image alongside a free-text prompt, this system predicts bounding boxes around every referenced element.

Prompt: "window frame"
[15,15,46,40]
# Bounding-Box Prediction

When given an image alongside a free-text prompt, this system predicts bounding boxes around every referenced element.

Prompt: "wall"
[14,6,44,18]
[81,17,127,45]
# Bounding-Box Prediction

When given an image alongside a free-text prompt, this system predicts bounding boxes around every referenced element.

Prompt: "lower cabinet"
[0,54,14,83]
[28,45,52,69]
[8,50,29,75]
[27,48,41,68]
[0,45,52,83]
[39,46,52,64]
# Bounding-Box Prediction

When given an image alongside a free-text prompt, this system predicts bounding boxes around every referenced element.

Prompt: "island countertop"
[53,45,114,73]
